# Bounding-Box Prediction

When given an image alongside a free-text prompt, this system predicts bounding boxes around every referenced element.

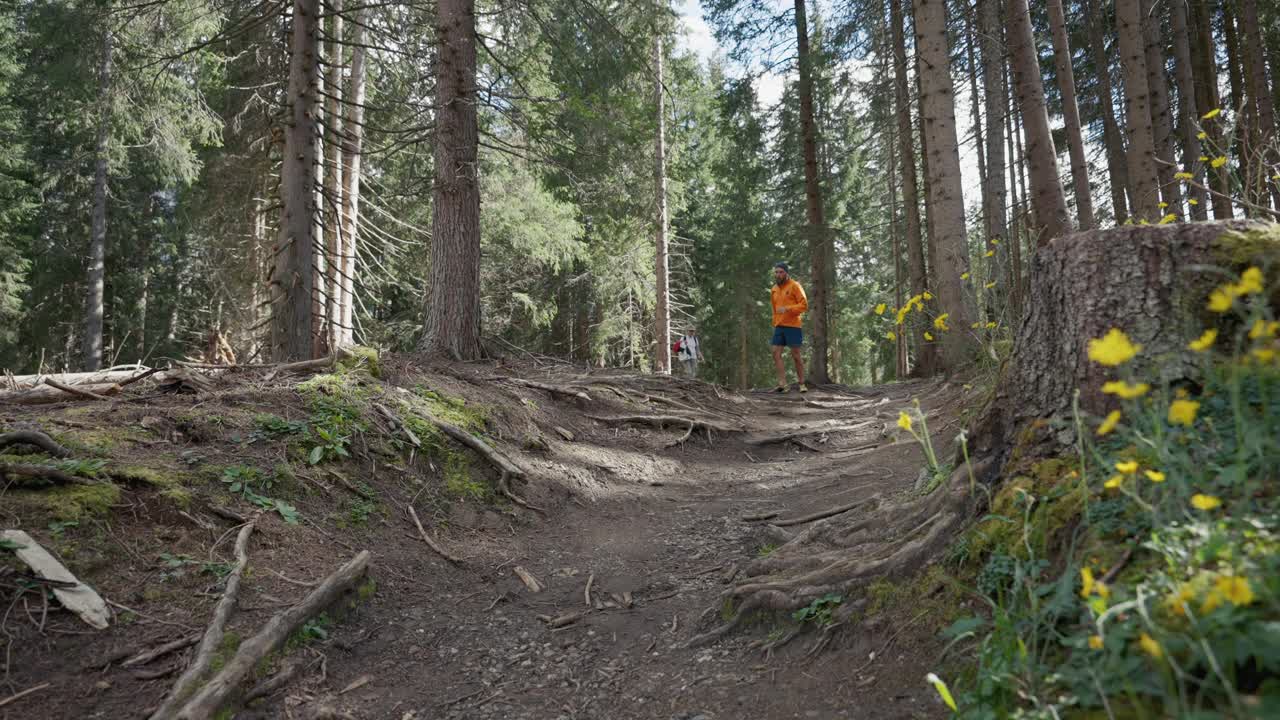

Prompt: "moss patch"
[111,465,194,507]
[16,482,123,522]
[336,345,381,378]
[443,452,488,501]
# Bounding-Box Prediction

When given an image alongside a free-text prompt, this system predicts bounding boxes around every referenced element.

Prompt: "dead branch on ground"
[407,506,462,565]
[0,430,73,458]
[0,463,98,486]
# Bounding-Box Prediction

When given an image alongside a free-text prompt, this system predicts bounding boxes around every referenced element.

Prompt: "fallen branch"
[0,682,51,709]
[43,378,115,401]
[769,495,881,528]
[0,430,73,458]
[2,530,110,629]
[584,573,595,607]
[0,382,121,405]
[119,367,164,388]
[150,518,257,720]
[740,511,779,523]
[4,366,146,389]
[541,609,591,628]
[168,550,371,720]
[513,566,543,593]
[244,660,303,703]
[122,634,201,668]
[407,506,462,565]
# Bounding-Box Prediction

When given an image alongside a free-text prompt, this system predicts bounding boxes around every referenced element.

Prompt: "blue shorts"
[771,326,803,347]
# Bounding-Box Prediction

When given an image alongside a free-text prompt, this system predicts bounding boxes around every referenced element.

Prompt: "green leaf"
[309,446,324,465]
[1,538,27,551]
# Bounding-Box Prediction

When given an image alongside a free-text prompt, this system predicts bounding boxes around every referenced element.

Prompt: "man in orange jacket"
[770,262,808,393]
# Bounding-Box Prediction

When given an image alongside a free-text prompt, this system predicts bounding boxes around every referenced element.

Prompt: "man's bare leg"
[791,347,806,387]
[773,345,787,388]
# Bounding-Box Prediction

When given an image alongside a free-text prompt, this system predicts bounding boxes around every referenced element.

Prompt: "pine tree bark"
[1116,0,1162,222]
[324,0,343,349]
[1170,0,1208,220]
[272,0,321,362]
[1005,70,1024,322]
[84,28,113,372]
[890,0,934,375]
[654,35,671,375]
[1239,0,1279,209]
[1189,0,1233,219]
[420,0,482,360]
[912,0,976,369]
[1008,0,1071,244]
[793,0,830,384]
[978,0,1008,313]
[1084,0,1131,224]
[339,12,366,347]
[887,127,908,379]
[1046,0,1094,229]
[1142,0,1180,220]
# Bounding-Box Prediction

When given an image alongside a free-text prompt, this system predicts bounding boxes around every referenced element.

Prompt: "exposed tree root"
[689,462,987,648]
[407,505,462,565]
[587,414,740,436]
[0,430,73,458]
[745,421,877,447]
[150,517,258,720]
[0,463,97,486]
[664,422,696,448]
[497,377,594,403]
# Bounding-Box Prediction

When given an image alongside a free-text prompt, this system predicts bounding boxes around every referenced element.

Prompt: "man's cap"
[774,262,789,272]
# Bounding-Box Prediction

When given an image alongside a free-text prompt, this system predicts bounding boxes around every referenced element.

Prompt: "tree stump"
[975,220,1279,461]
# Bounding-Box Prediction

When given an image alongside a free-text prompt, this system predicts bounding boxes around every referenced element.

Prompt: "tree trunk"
[1005,70,1024,322]
[887,126,908,379]
[1170,0,1209,220]
[1008,0,1071,245]
[974,220,1274,463]
[979,0,1008,316]
[912,0,976,369]
[653,35,671,375]
[1084,0,1131,224]
[794,0,830,385]
[1046,0,1094,229]
[890,0,934,376]
[1142,0,1180,220]
[420,0,482,360]
[272,0,321,362]
[323,0,343,350]
[1189,0,1233,219]
[1116,0,1162,222]
[84,28,112,372]
[1239,0,1278,210]
[339,12,366,347]
[738,299,749,390]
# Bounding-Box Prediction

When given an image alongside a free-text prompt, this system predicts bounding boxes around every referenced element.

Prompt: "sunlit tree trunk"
[84,28,113,371]
[1046,0,1094,229]
[323,0,343,349]
[1084,0,1131,224]
[654,35,671,375]
[1189,0,1232,219]
[794,0,830,384]
[1142,0,1180,219]
[1116,0,1162,222]
[1170,0,1208,219]
[339,12,366,346]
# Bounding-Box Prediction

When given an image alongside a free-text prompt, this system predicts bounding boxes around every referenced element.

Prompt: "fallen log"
[0,430,73,458]
[3,366,148,390]
[0,382,121,405]
[1,530,110,629]
[167,550,371,720]
[0,463,97,486]
[150,518,257,720]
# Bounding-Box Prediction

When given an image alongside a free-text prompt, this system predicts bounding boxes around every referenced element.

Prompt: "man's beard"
[774,275,787,286]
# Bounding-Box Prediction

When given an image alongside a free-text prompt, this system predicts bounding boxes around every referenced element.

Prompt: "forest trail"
[1,362,968,720]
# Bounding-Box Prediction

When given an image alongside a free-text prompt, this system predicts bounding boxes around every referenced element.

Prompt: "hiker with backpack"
[675,328,703,378]
[770,262,808,393]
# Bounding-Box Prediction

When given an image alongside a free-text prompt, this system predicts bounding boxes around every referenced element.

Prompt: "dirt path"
[1,365,965,720]
[293,376,962,720]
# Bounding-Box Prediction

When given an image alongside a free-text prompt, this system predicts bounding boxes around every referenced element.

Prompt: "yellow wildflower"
[961,272,970,280]
[934,313,950,331]
[1139,632,1164,660]
[874,303,887,316]
[1196,131,1207,140]
[1088,329,1142,366]
[923,291,934,300]
[1174,171,1193,180]
[1188,329,1217,351]
[1080,568,1096,598]
[1158,202,1169,209]
[1248,319,1278,340]
[1189,199,1199,205]
[1097,410,1122,436]
[1168,399,1199,426]
[925,673,957,712]
[971,322,981,329]
[1199,155,1210,162]
[1236,267,1263,295]
[1159,214,1176,224]
[1104,475,1123,489]
[1202,108,1221,119]
[1254,348,1276,363]
[1102,380,1151,399]
[924,331,935,341]
[886,331,897,342]
[1167,582,1197,616]
[1202,588,1225,613]
[1089,635,1104,650]
[1191,493,1222,511]
[1207,286,1235,313]
[984,281,997,289]
[1215,575,1255,607]
[897,411,913,432]
[1144,469,1166,482]
[1115,460,1139,474]
[984,249,995,258]
[990,239,1000,245]
[1211,156,1228,168]
[985,321,997,329]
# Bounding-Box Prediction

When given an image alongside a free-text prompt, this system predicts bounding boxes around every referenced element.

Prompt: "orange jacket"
[770,278,808,328]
